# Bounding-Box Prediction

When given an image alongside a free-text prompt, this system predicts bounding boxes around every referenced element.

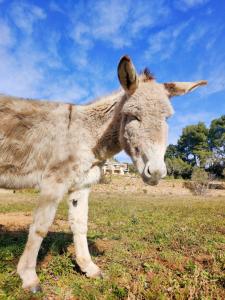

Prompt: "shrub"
[186,168,210,195]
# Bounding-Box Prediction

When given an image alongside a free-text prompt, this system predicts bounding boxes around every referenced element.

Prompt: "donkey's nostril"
[144,163,152,178]
[134,146,140,156]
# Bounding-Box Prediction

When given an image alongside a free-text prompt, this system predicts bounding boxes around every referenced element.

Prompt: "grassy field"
[0,181,225,299]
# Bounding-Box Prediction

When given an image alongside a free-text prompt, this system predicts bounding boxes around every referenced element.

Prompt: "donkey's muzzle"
[142,161,167,185]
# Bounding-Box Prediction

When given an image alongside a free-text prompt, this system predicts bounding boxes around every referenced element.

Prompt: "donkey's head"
[118,55,207,185]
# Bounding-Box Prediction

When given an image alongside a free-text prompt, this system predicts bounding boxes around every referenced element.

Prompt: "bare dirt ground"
[0,212,70,232]
[93,175,225,197]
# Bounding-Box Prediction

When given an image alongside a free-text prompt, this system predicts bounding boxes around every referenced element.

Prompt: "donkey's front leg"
[68,188,102,278]
[17,184,66,292]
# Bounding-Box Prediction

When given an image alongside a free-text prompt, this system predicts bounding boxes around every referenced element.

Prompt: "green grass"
[0,191,225,299]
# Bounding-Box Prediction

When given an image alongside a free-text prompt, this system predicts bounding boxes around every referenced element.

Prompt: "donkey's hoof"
[29,284,42,293]
[89,269,104,279]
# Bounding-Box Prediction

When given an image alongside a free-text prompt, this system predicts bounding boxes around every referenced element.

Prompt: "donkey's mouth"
[141,167,163,186]
[141,174,160,186]
[148,179,160,186]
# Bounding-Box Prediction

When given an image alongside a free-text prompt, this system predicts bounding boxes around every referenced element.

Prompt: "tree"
[177,122,211,167]
[207,115,225,177]
[209,115,225,157]
[166,157,192,179]
[165,144,179,159]
[165,117,224,179]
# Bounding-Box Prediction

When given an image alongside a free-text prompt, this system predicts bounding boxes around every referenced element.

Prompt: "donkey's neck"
[81,90,126,161]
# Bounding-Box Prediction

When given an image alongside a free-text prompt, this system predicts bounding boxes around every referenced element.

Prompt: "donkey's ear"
[118,55,139,95]
[164,80,207,97]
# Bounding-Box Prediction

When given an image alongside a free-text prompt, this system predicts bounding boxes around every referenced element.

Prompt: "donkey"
[0,56,207,292]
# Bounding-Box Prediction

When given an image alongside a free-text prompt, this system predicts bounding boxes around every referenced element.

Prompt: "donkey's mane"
[142,68,155,81]
[86,68,155,107]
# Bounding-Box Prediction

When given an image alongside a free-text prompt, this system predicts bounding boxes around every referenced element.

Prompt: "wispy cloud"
[174,0,209,11]
[49,1,65,14]
[200,63,225,96]
[193,38,225,96]
[186,25,209,49]
[144,20,190,60]
[144,15,224,66]
[0,6,86,102]
[0,19,15,47]
[0,46,44,97]
[10,1,46,34]
[69,0,169,68]
[42,76,88,103]
[0,40,89,102]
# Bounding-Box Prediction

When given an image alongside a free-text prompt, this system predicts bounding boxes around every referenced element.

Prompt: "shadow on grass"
[0,226,105,296]
[1,227,108,299]
[0,226,104,266]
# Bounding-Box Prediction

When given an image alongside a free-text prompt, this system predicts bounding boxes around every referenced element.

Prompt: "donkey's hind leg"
[17,183,66,292]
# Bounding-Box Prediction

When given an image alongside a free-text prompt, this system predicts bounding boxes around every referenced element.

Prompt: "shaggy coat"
[0,56,207,292]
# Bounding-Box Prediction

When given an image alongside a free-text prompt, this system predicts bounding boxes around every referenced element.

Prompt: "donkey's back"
[0,95,70,189]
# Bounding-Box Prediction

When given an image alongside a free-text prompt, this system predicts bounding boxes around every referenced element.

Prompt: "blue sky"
[0,0,224,162]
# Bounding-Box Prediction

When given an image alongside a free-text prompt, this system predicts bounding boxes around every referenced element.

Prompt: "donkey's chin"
[141,175,160,186]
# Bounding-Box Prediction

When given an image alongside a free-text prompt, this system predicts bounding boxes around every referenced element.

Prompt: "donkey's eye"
[129,115,141,122]
[124,114,141,123]
[134,116,141,121]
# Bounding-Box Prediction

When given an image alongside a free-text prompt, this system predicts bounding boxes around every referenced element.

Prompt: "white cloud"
[0,46,89,103]
[0,38,90,102]
[130,1,169,35]
[193,46,225,96]
[186,25,208,49]
[0,47,44,98]
[49,1,64,14]
[45,32,64,69]
[144,17,222,62]
[69,0,169,68]
[58,0,171,75]
[91,0,130,43]
[10,1,46,34]
[175,112,214,125]
[174,0,209,11]
[144,20,190,60]
[43,77,88,103]
[0,19,15,47]
[70,23,93,48]
[201,64,225,96]
[70,0,131,49]
[0,2,85,102]
[0,21,88,102]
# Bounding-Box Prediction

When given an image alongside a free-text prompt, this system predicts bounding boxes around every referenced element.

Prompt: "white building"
[102,159,129,175]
